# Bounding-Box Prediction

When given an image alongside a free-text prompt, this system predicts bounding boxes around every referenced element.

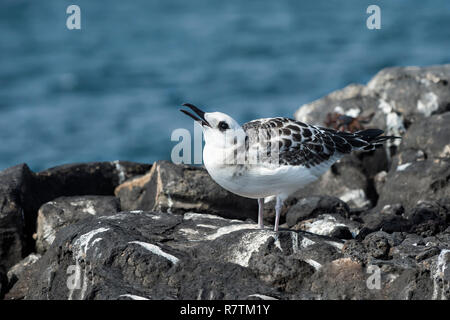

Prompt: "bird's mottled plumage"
[242,117,391,169]
[180,103,400,232]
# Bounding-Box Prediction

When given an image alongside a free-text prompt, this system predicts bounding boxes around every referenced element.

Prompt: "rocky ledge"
[1,65,449,300]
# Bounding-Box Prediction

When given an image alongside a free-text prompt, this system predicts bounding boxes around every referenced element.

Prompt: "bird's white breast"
[203,145,338,199]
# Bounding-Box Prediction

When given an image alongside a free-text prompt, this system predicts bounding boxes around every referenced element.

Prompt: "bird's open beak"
[180,103,211,128]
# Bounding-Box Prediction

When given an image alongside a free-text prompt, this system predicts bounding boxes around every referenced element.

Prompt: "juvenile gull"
[181,103,400,232]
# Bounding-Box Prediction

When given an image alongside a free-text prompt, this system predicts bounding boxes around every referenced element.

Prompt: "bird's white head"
[180,103,246,149]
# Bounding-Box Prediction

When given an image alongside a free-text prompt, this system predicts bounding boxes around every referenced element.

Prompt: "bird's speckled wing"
[242,117,380,168]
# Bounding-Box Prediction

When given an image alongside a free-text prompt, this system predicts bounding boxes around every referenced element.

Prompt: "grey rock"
[6,253,41,285]
[0,161,150,270]
[376,112,450,212]
[341,231,450,299]
[294,80,404,169]
[36,196,121,253]
[0,164,39,270]
[404,200,449,236]
[246,237,316,294]
[342,240,368,264]
[303,253,431,299]
[295,84,381,127]
[367,65,450,120]
[0,266,6,299]
[430,249,450,300]
[293,213,361,239]
[285,195,350,227]
[296,241,344,267]
[4,253,41,300]
[306,257,374,299]
[382,245,450,299]
[295,65,450,132]
[294,65,450,224]
[35,161,152,203]
[386,269,435,300]
[359,199,449,240]
[8,208,449,300]
[344,231,403,264]
[21,210,347,300]
[415,247,441,262]
[24,211,279,299]
[115,160,257,221]
[436,228,450,245]
[359,208,410,238]
[363,231,394,260]
[329,226,353,240]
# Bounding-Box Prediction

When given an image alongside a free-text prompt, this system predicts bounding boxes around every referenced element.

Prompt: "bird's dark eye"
[218,121,229,131]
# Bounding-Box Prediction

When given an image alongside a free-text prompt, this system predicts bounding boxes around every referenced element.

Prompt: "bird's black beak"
[180,103,211,128]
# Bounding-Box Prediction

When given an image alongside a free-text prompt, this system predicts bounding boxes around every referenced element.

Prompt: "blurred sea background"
[1,0,449,171]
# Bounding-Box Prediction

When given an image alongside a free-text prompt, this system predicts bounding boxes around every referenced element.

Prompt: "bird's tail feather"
[354,129,401,151]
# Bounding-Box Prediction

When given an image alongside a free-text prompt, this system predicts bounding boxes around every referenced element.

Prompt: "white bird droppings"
[227,230,275,267]
[247,294,278,300]
[73,227,110,261]
[178,228,200,236]
[301,215,347,236]
[378,99,405,149]
[205,223,259,241]
[417,92,439,117]
[305,259,322,270]
[339,189,370,209]
[119,294,150,300]
[432,249,450,300]
[128,241,180,265]
[196,224,218,229]
[112,160,126,184]
[300,237,315,248]
[397,162,412,172]
[183,212,242,223]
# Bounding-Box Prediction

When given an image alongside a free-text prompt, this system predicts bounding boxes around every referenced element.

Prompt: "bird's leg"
[257,198,264,229]
[274,196,283,232]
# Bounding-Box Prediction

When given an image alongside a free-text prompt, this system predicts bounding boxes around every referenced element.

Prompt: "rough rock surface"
[0,266,6,299]
[35,161,152,202]
[295,65,450,131]
[115,160,257,220]
[0,161,150,270]
[0,164,39,270]
[285,195,350,227]
[4,253,41,300]
[25,211,282,299]
[20,211,450,300]
[36,196,121,253]
[293,65,450,214]
[375,112,450,212]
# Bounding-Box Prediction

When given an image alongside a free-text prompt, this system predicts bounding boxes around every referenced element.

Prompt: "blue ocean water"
[1,0,449,171]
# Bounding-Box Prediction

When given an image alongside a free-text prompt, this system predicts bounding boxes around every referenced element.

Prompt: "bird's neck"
[203,138,247,169]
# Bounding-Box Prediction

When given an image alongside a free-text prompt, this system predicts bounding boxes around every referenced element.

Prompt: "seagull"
[180,103,400,232]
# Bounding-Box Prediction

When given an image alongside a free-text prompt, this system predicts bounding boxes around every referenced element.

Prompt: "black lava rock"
[36,195,121,253]
[114,160,258,221]
[285,195,350,228]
